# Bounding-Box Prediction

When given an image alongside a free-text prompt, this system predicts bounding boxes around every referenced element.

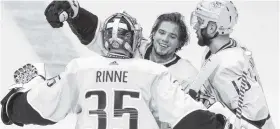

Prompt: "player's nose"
[160,34,169,43]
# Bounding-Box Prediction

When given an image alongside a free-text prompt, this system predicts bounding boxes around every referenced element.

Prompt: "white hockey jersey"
[25,55,205,129]
[85,20,198,89]
[136,40,198,88]
[199,39,269,121]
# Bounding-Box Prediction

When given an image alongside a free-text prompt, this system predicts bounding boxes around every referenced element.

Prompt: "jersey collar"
[205,38,237,60]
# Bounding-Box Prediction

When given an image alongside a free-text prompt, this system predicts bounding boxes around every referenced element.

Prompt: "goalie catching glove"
[1,63,46,126]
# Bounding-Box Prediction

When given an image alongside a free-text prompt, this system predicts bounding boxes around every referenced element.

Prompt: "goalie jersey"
[11,55,205,129]
[199,39,270,123]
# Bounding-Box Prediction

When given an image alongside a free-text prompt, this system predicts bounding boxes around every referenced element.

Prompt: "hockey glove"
[208,102,261,129]
[188,88,216,108]
[1,63,46,126]
[44,0,79,28]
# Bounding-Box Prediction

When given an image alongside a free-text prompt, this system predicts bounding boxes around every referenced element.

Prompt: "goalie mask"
[102,11,142,58]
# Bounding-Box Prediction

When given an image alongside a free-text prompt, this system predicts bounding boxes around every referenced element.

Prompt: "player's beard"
[198,37,212,46]
[197,29,212,46]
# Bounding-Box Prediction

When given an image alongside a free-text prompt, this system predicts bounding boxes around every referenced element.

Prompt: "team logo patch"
[210,1,222,9]
[109,61,118,65]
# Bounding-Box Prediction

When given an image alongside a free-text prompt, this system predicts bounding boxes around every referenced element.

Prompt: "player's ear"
[206,21,217,35]
[175,41,183,52]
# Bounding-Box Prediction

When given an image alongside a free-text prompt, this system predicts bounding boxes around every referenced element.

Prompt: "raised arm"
[44,0,106,55]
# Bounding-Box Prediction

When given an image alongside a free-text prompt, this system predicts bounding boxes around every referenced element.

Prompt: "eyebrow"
[170,33,178,37]
[158,28,179,36]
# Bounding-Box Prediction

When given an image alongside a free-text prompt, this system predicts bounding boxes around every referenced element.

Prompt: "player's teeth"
[159,43,167,47]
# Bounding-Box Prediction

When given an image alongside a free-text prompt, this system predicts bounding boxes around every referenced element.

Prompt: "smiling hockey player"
[188,0,274,129]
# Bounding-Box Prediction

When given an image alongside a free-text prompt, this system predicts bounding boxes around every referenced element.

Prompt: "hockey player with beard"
[1,11,228,129]
[188,0,275,129]
[43,0,198,91]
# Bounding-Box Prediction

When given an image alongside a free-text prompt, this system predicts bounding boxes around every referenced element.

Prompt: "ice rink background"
[0,1,279,129]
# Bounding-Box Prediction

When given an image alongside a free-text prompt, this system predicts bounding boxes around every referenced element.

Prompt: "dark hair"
[150,12,189,51]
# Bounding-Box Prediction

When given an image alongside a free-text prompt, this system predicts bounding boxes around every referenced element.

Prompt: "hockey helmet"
[190,0,238,35]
